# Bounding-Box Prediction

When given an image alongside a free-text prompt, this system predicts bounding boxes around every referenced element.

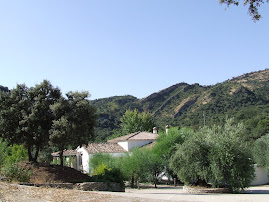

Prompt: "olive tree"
[170,119,255,192]
[152,127,193,181]
[253,134,269,172]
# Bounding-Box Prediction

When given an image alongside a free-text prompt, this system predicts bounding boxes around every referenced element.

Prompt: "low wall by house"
[76,182,125,192]
[19,182,125,192]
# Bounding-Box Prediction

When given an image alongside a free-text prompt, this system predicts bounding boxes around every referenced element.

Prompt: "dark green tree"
[115,148,162,188]
[152,127,193,181]
[0,80,61,162]
[170,119,255,192]
[219,0,269,21]
[112,109,155,138]
[49,91,97,166]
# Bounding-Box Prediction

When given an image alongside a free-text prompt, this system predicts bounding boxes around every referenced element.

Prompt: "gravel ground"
[1,182,269,202]
[0,182,161,202]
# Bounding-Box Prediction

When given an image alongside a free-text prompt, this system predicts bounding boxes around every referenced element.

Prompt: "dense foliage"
[92,96,141,142]
[89,148,163,188]
[152,127,193,180]
[0,80,61,162]
[0,138,30,182]
[170,119,255,192]
[253,134,269,172]
[0,80,97,163]
[49,91,97,166]
[110,109,155,139]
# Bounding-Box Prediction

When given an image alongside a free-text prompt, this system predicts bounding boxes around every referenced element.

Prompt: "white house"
[77,143,127,173]
[52,131,158,173]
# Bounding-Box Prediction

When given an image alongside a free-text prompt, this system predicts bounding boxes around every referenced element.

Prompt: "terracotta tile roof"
[108,131,158,143]
[84,143,127,154]
[51,149,77,157]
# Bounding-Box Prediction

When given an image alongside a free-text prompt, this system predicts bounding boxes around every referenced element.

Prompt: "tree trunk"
[131,174,135,188]
[154,172,157,188]
[27,146,33,162]
[59,150,64,166]
[32,147,39,163]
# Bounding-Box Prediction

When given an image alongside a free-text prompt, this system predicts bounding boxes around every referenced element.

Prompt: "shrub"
[0,138,8,167]
[1,163,31,182]
[253,134,269,172]
[89,153,114,173]
[170,119,255,192]
[91,164,125,188]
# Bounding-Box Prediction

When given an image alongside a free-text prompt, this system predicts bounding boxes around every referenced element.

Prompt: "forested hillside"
[0,85,9,92]
[92,69,269,142]
[1,69,268,142]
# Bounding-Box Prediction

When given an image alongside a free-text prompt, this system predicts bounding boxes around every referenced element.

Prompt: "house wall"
[77,147,90,173]
[128,140,153,151]
[118,142,129,151]
[118,140,154,151]
[250,164,268,186]
[65,156,77,169]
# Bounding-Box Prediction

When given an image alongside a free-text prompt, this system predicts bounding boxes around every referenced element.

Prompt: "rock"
[76,182,125,192]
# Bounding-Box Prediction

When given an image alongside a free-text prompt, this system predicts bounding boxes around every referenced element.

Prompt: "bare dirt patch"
[0,182,133,202]
[19,162,91,184]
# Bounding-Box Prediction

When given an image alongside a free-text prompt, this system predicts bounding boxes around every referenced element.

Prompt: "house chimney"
[153,127,158,134]
[166,125,170,134]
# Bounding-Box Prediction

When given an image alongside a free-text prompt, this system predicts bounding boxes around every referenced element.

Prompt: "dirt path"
[1,182,269,202]
[0,182,160,202]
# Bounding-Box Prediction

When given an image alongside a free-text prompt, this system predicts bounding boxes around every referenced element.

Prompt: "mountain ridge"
[1,69,268,142]
[92,68,269,141]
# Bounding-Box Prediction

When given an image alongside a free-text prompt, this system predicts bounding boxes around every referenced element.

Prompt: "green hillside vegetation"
[92,69,269,142]
[0,85,9,93]
[91,95,142,142]
[1,69,269,143]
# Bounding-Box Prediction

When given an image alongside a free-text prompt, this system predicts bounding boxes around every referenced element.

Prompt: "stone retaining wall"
[19,182,124,192]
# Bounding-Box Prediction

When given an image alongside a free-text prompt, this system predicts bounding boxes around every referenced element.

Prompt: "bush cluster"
[0,138,31,182]
[91,163,125,188]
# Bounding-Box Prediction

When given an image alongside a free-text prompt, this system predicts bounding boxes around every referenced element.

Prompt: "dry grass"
[0,182,131,202]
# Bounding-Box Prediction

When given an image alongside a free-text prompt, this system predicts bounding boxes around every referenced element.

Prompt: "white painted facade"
[118,140,153,151]
[56,131,158,174]
[77,147,90,173]
[250,164,268,186]
[76,146,126,173]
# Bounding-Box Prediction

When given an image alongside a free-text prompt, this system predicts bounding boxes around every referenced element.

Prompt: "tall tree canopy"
[0,80,61,162]
[219,0,269,20]
[49,91,97,166]
[0,81,97,163]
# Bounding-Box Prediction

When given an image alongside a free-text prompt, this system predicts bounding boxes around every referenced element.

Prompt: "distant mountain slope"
[0,85,9,92]
[92,69,269,142]
[3,70,267,142]
[91,95,142,142]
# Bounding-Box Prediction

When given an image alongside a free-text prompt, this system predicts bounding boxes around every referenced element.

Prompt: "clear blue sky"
[0,1,268,100]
